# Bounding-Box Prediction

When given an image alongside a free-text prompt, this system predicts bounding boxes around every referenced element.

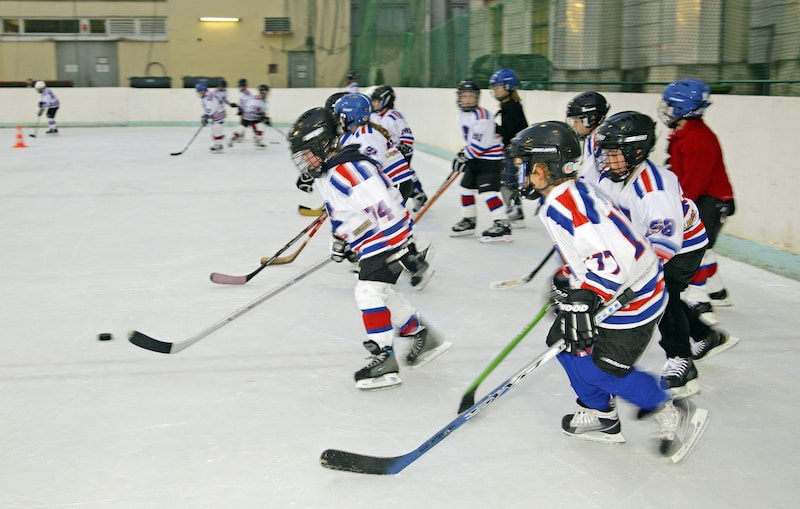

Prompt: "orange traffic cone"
[13,125,28,148]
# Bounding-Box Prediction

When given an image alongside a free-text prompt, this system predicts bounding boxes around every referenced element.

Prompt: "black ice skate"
[354,340,401,390]
[480,220,512,243]
[691,329,740,361]
[661,357,700,399]
[450,217,476,237]
[637,398,709,463]
[561,399,625,444]
[404,327,451,368]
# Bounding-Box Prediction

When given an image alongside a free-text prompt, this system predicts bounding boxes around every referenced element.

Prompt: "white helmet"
[34,81,46,90]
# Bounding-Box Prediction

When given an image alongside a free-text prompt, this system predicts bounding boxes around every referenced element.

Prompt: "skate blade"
[695,336,741,362]
[406,341,452,369]
[479,235,513,243]
[699,311,719,326]
[355,373,402,390]
[669,379,700,400]
[449,230,475,238]
[669,407,709,463]
[562,429,626,444]
[412,269,435,292]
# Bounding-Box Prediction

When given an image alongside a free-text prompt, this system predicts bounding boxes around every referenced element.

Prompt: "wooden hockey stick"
[298,204,325,217]
[170,124,205,156]
[490,247,557,290]
[413,171,460,223]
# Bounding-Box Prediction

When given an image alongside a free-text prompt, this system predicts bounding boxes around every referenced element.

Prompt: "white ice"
[0,127,797,509]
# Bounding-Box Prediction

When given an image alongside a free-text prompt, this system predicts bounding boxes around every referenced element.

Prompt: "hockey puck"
[97,333,113,341]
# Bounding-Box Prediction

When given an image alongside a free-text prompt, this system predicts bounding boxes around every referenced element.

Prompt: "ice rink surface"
[1,127,798,508]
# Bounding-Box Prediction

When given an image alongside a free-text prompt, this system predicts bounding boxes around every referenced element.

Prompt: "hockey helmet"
[658,78,711,127]
[237,78,248,88]
[216,78,227,88]
[288,107,340,177]
[371,84,395,111]
[507,121,582,196]
[565,91,610,132]
[456,79,480,111]
[34,80,46,91]
[489,69,519,92]
[595,111,657,182]
[347,70,360,82]
[333,93,371,130]
[195,81,208,92]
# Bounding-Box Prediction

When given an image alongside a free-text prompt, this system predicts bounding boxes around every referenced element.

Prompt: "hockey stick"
[29,118,40,138]
[413,171,460,223]
[170,124,205,156]
[298,204,325,217]
[490,247,557,290]
[260,214,328,265]
[210,212,328,285]
[129,255,333,354]
[457,302,551,413]
[320,288,638,475]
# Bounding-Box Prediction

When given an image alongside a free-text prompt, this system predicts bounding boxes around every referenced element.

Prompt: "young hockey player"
[508,120,707,459]
[34,81,60,134]
[344,71,360,93]
[490,69,528,228]
[450,79,511,242]
[593,111,739,397]
[287,107,449,390]
[659,78,736,312]
[370,84,428,212]
[564,90,610,183]
[196,81,226,153]
[228,79,267,148]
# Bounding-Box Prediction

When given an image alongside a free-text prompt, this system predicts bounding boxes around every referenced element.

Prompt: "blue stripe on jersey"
[585,270,622,294]
[608,211,645,259]
[546,206,575,236]
[575,180,601,224]
[603,290,666,326]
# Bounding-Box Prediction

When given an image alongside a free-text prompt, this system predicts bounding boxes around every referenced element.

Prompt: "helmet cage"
[371,85,395,111]
[457,79,481,111]
[507,121,582,196]
[595,112,656,182]
[288,108,340,177]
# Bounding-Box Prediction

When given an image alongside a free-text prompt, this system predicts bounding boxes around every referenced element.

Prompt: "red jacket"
[666,119,734,202]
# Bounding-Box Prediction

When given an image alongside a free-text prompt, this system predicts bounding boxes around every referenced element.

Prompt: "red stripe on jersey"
[640,169,655,193]
[625,276,665,312]
[334,165,361,187]
[556,191,590,227]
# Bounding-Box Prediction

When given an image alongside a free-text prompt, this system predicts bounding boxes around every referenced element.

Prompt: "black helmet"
[217,78,227,88]
[324,92,348,116]
[595,111,656,182]
[457,79,480,111]
[371,84,395,111]
[287,107,340,177]
[258,84,270,93]
[507,121,582,196]
[347,70,360,81]
[565,91,610,132]
[237,78,247,87]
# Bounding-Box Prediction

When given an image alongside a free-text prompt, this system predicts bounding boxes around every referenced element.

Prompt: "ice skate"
[228,132,242,147]
[404,327,451,368]
[479,220,513,243]
[709,288,733,307]
[210,143,224,154]
[409,251,434,291]
[254,136,266,148]
[507,205,526,229]
[687,300,719,325]
[410,191,428,213]
[46,128,59,135]
[354,340,401,390]
[450,217,476,237]
[639,398,709,463]
[661,357,699,399]
[690,329,740,361]
[561,399,625,444]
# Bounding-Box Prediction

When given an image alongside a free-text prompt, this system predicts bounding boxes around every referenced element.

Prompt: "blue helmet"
[334,93,371,129]
[489,69,519,92]
[195,81,208,92]
[659,78,711,127]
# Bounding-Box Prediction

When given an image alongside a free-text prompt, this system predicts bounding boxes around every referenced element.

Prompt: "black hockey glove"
[201,115,210,126]
[37,109,43,117]
[296,171,315,193]
[330,235,358,263]
[264,116,272,126]
[397,143,412,158]
[550,270,572,307]
[557,289,601,354]
[718,198,735,218]
[38,101,45,108]
[229,102,238,109]
[452,150,468,173]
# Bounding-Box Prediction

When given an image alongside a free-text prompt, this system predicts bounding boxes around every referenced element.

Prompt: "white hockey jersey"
[318,147,412,260]
[200,91,226,123]
[39,88,60,109]
[370,109,414,156]
[339,125,413,185]
[538,179,667,329]
[457,107,504,161]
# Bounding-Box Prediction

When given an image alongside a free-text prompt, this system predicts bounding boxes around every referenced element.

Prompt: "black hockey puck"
[97,333,113,341]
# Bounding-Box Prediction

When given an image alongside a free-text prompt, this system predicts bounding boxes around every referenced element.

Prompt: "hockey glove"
[557,289,601,354]
[397,143,412,158]
[330,235,358,263]
[264,116,272,126]
[296,171,315,193]
[201,115,210,126]
[37,109,43,117]
[550,269,572,307]
[452,150,468,173]
[718,198,736,218]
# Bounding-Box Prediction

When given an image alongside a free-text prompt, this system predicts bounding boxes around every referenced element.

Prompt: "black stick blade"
[320,449,406,475]
[128,330,174,354]
[457,389,477,414]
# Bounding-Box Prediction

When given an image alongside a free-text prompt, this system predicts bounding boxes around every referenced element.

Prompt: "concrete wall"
[1,86,797,257]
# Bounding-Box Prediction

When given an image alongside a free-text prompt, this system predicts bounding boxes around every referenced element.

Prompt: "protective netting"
[351,0,800,96]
